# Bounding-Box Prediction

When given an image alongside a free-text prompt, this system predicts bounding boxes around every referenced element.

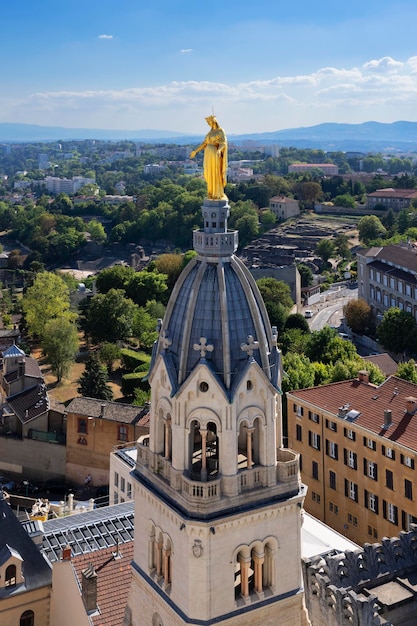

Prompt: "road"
[306,288,358,332]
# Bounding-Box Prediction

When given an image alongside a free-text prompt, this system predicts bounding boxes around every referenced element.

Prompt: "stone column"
[156,542,163,578]
[253,552,265,595]
[239,555,251,598]
[163,548,171,584]
[200,428,208,482]
[164,418,171,459]
[246,427,255,469]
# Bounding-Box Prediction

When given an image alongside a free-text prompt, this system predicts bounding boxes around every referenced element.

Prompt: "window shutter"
[364,489,368,508]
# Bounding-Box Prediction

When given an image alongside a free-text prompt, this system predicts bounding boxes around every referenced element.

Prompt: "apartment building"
[357,242,417,319]
[366,188,417,211]
[287,372,417,545]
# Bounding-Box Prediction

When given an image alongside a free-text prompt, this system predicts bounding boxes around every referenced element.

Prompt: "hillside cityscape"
[3,123,417,625]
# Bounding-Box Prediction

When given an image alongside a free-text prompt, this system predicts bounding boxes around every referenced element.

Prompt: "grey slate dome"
[153,199,281,397]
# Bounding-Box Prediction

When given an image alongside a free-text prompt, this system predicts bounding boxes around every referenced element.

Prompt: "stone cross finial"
[193,337,214,359]
[241,335,259,358]
[160,330,172,352]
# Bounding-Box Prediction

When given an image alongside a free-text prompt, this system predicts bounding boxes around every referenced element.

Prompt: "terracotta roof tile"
[72,541,133,626]
[288,376,417,451]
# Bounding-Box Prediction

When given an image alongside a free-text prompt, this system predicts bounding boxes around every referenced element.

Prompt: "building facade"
[288,373,417,546]
[366,187,417,211]
[357,242,417,319]
[65,397,149,487]
[125,196,309,625]
[269,196,300,221]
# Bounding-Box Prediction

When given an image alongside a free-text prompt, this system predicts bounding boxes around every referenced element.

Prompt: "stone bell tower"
[125,196,309,626]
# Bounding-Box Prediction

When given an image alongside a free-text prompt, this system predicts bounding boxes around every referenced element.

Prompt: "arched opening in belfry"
[189,420,219,481]
[237,418,261,470]
[163,413,172,460]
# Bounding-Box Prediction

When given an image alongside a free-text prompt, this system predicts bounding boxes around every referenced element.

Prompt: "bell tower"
[125,196,309,626]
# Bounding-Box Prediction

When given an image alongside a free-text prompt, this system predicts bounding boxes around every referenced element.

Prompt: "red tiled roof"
[288,376,417,451]
[72,541,133,626]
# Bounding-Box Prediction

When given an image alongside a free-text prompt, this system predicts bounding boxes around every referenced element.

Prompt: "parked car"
[304,310,313,319]
[338,332,350,340]
[0,475,16,491]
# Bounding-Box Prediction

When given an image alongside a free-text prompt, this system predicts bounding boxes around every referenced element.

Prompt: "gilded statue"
[190,115,228,200]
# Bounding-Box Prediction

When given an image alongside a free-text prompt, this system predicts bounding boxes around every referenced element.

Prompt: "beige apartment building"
[366,188,417,211]
[269,196,300,221]
[287,373,417,546]
[357,242,417,319]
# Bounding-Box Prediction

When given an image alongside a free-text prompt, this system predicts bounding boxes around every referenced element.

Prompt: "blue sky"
[3,0,417,134]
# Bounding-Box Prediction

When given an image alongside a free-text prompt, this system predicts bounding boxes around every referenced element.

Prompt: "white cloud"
[362,56,403,73]
[180,49,193,53]
[98,34,113,40]
[6,55,417,132]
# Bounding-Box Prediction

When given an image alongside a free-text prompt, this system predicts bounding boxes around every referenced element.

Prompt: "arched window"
[5,564,16,587]
[20,610,34,626]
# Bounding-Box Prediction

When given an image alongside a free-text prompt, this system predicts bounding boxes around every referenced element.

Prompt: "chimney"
[81,563,97,613]
[62,545,71,561]
[406,396,417,414]
[383,409,392,429]
[358,370,369,384]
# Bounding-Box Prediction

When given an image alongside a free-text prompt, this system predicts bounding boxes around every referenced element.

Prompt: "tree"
[22,271,75,338]
[98,342,121,373]
[294,182,322,208]
[344,299,374,335]
[85,288,138,344]
[87,220,107,245]
[95,265,135,294]
[315,239,335,264]
[78,353,113,400]
[333,194,356,209]
[282,352,315,393]
[297,264,313,288]
[358,215,386,244]
[256,277,294,310]
[125,270,168,307]
[335,234,351,260]
[377,308,417,355]
[306,326,357,364]
[42,318,79,382]
[284,313,310,334]
[395,359,417,384]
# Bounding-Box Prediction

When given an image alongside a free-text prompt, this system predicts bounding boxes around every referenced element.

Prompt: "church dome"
[153,199,281,396]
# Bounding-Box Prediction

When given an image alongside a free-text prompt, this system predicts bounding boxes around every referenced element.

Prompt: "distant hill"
[1,120,417,152]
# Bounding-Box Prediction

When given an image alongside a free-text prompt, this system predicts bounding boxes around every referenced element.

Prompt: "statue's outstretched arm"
[190,141,207,159]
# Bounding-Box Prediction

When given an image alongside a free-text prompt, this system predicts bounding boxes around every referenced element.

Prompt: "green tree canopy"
[315,239,335,264]
[95,265,135,294]
[306,326,357,364]
[85,288,138,344]
[256,277,294,310]
[377,308,417,355]
[125,270,169,307]
[282,352,315,392]
[78,353,113,400]
[87,219,107,245]
[358,215,387,244]
[297,264,314,288]
[395,359,417,383]
[42,318,79,382]
[98,342,122,373]
[22,271,75,338]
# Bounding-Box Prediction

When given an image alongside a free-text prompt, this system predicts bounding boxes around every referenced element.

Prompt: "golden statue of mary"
[190,115,228,200]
